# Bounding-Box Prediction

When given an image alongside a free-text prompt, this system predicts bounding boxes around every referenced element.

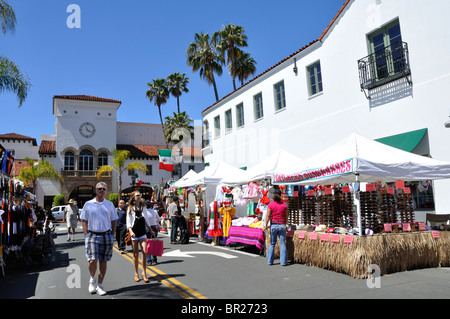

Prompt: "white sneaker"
[88,278,97,294]
[96,285,107,296]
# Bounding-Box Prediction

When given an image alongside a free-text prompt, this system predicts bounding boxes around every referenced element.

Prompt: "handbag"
[146,239,163,256]
[125,232,131,246]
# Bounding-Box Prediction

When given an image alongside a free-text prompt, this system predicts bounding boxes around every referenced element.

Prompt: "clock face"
[79,122,96,138]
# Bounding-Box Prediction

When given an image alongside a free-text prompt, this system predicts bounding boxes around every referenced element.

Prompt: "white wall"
[202,0,450,213]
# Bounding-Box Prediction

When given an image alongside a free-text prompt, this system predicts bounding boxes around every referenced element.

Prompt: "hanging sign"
[325,188,333,195]
[366,184,376,192]
[432,231,440,238]
[272,158,353,184]
[320,233,329,242]
[331,234,340,243]
[309,232,318,240]
[402,223,411,232]
[342,185,350,193]
[387,187,394,194]
[384,224,392,232]
[418,222,426,231]
[298,231,306,239]
[307,190,315,196]
[395,180,405,189]
[344,235,354,244]
[404,187,411,194]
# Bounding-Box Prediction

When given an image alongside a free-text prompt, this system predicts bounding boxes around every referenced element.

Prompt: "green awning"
[375,128,427,152]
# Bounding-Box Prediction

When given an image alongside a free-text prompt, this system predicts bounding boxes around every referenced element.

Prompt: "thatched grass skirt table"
[268,231,450,279]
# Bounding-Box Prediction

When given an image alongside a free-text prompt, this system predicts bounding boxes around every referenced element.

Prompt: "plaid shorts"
[85,231,114,261]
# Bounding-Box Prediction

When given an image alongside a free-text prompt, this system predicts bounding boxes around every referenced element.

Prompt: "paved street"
[1,223,449,304]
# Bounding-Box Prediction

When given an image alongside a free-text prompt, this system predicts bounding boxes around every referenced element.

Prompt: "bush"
[53,194,65,206]
[109,193,118,207]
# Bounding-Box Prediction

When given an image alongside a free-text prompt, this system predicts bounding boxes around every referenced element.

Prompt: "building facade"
[32,95,203,208]
[201,0,450,218]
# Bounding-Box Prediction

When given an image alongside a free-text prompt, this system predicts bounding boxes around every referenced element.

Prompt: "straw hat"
[69,199,75,204]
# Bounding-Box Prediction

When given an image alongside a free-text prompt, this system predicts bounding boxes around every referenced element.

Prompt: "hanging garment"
[207,201,223,237]
[260,188,270,205]
[243,182,259,199]
[219,206,236,237]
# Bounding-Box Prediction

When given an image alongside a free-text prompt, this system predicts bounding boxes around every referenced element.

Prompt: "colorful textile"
[225,226,265,250]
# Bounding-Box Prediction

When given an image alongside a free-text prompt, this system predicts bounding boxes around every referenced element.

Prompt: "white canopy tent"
[173,169,198,188]
[221,149,302,185]
[272,133,450,235]
[272,133,450,185]
[177,160,244,187]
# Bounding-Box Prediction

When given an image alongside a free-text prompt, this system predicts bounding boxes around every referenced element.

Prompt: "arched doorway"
[69,185,96,208]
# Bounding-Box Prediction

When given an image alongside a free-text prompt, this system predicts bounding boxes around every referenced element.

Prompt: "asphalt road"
[1,223,449,307]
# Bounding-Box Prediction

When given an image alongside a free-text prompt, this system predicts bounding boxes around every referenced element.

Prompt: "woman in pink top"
[263,189,288,266]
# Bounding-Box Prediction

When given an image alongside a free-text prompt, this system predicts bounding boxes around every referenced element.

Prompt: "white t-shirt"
[147,208,160,226]
[81,198,118,233]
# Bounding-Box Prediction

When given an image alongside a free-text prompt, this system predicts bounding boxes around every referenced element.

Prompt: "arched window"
[98,152,108,168]
[79,149,94,171]
[64,151,75,170]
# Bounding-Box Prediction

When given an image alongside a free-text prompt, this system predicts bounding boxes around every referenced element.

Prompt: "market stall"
[270,133,450,278]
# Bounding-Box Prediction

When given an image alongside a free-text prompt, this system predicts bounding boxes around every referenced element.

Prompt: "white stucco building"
[31,95,203,208]
[201,0,450,218]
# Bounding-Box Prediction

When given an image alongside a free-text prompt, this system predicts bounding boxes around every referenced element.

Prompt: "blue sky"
[1,0,345,144]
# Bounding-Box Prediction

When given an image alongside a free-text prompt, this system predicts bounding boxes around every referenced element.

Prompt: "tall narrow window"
[64,151,75,171]
[254,93,264,120]
[97,152,108,168]
[225,109,232,133]
[236,103,244,128]
[79,149,94,171]
[307,61,323,96]
[368,20,403,81]
[214,115,221,138]
[274,81,286,111]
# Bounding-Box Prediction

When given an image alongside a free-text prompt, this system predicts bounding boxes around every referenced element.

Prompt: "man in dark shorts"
[80,182,117,296]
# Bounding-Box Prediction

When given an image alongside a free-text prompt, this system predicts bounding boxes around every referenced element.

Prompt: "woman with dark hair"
[126,191,154,282]
[263,189,288,266]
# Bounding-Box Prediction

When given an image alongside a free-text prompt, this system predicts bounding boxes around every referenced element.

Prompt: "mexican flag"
[158,149,174,171]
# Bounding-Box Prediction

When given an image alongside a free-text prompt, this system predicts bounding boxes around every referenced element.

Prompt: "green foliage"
[53,194,65,206]
[109,193,118,207]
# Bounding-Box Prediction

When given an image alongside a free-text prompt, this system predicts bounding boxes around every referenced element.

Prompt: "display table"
[226,226,265,251]
[269,230,450,279]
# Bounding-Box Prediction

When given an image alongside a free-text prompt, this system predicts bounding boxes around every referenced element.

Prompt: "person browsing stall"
[168,197,181,244]
[63,199,79,241]
[126,191,154,283]
[80,182,118,296]
[263,189,289,266]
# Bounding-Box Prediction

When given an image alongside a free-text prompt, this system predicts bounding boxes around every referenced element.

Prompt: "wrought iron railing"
[358,41,411,90]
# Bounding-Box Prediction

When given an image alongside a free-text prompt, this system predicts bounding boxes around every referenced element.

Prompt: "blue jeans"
[267,224,287,266]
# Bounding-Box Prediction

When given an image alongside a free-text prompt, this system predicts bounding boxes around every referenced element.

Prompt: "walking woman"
[263,189,289,266]
[126,191,153,282]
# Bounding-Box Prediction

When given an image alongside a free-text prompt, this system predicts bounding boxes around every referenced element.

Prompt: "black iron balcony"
[358,41,411,91]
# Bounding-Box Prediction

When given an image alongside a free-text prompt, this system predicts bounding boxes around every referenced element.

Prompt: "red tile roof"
[53,95,122,104]
[0,133,37,146]
[201,0,351,116]
[39,140,56,154]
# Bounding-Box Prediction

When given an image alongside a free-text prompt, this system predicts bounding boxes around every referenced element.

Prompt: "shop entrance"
[69,185,96,207]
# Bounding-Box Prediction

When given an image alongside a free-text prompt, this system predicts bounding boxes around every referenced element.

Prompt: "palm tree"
[0,1,31,107]
[167,72,189,114]
[214,24,248,91]
[19,157,62,195]
[146,78,170,147]
[163,111,194,145]
[186,32,223,102]
[97,148,148,200]
[234,50,257,87]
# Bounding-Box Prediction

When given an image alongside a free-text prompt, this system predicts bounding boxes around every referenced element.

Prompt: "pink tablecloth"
[225,226,265,250]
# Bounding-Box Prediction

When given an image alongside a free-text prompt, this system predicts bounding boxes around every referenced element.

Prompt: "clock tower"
[51,95,121,202]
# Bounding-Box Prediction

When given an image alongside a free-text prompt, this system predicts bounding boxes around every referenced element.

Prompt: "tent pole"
[355,172,363,236]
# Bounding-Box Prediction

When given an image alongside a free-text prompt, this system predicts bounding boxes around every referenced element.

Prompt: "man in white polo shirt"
[80,182,117,296]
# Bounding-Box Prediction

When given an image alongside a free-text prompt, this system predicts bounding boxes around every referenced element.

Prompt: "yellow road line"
[113,245,207,299]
